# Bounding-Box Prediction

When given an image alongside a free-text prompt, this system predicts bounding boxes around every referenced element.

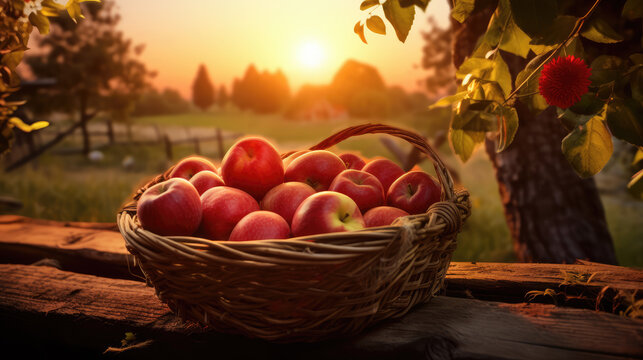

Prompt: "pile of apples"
[136,137,441,241]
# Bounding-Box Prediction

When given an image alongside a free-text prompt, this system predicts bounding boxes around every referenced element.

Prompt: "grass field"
[1,110,640,266]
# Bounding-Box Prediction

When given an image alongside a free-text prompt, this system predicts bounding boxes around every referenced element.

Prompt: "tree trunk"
[451,0,617,264]
[79,94,91,156]
[484,105,617,264]
[106,118,115,145]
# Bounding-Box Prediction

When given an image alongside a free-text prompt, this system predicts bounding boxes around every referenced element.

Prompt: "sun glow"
[297,41,326,69]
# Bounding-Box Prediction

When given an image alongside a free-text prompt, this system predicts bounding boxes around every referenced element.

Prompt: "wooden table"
[0,215,641,359]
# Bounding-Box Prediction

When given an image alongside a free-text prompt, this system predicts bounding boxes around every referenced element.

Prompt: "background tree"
[421,17,456,98]
[0,0,95,157]
[21,0,153,157]
[217,85,228,108]
[191,64,215,111]
[133,87,190,116]
[231,65,290,114]
[355,0,643,264]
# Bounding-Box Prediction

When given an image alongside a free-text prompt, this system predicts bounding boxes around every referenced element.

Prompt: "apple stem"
[340,213,350,222]
[406,184,415,197]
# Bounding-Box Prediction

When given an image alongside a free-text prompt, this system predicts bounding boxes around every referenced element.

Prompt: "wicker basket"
[117,123,470,342]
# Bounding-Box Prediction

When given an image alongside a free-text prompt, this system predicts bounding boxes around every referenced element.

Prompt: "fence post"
[216,127,224,159]
[194,137,201,155]
[163,135,173,161]
[152,124,163,143]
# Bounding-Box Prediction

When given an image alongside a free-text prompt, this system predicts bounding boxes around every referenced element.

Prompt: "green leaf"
[622,0,643,20]
[382,0,415,43]
[561,112,613,178]
[490,53,512,98]
[449,127,485,162]
[515,54,548,112]
[484,1,531,58]
[627,169,643,200]
[452,0,475,23]
[630,53,643,64]
[496,106,519,151]
[590,55,626,86]
[367,15,387,35]
[29,13,50,35]
[429,91,467,109]
[399,0,430,10]
[569,93,604,115]
[580,18,624,44]
[360,0,380,10]
[530,16,577,46]
[354,21,367,44]
[509,0,558,38]
[631,66,643,102]
[8,118,49,133]
[558,109,593,130]
[456,58,494,79]
[606,99,643,146]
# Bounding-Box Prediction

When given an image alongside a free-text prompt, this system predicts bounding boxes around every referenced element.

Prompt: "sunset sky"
[116,0,451,98]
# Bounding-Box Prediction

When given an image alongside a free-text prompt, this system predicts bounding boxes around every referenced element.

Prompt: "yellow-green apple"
[229,211,290,241]
[282,150,310,169]
[328,169,385,212]
[291,191,365,237]
[260,182,316,225]
[220,137,284,200]
[338,152,366,170]
[387,171,441,214]
[284,150,346,191]
[199,186,260,240]
[136,178,202,236]
[169,156,217,180]
[363,206,410,227]
[189,170,225,195]
[362,158,405,193]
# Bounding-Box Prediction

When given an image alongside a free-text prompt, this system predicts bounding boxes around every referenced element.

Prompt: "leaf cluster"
[0,0,99,156]
[358,0,643,189]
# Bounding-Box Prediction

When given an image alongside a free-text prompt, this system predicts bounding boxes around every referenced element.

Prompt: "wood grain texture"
[0,264,641,359]
[1,215,641,303]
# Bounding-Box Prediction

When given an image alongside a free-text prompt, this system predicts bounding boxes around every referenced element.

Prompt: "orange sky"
[116,0,451,98]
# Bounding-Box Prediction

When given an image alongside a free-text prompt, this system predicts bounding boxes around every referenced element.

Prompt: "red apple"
[282,150,310,169]
[136,178,202,236]
[199,186,260,240]
[387,171,441,215]
[363,206,410,227]
[362,158,405,193]
[291,191,365,237]
[338,152,366,170]
[328,169,385,212]
[284,150,346,191]
[229,211,290,241]
[220,137,284,200]
[260,182,316,225]
[189,170,225,195]
[169,156,217,180]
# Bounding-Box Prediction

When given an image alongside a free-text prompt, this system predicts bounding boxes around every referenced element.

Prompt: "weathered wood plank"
[0,215,138,280]
[1,215,642,302]
[0,264,641,359]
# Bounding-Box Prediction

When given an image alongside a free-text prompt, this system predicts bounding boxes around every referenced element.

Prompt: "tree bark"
[484,105,617,264]
[451,1,617,264]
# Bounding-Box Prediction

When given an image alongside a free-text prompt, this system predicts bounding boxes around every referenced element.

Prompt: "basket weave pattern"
[118,124,471,342]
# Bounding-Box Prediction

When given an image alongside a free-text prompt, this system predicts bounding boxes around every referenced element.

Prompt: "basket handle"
[306,123,455,202]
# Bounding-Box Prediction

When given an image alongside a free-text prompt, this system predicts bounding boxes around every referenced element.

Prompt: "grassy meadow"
[1,110,641,266]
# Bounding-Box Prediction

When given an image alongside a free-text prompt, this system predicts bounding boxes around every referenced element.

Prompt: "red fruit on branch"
[538,55,591,109]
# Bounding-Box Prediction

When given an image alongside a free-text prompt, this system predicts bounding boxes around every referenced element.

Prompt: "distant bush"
[133,88,191,116]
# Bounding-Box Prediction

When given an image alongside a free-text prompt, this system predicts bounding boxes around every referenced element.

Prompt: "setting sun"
[297,41,326,69]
